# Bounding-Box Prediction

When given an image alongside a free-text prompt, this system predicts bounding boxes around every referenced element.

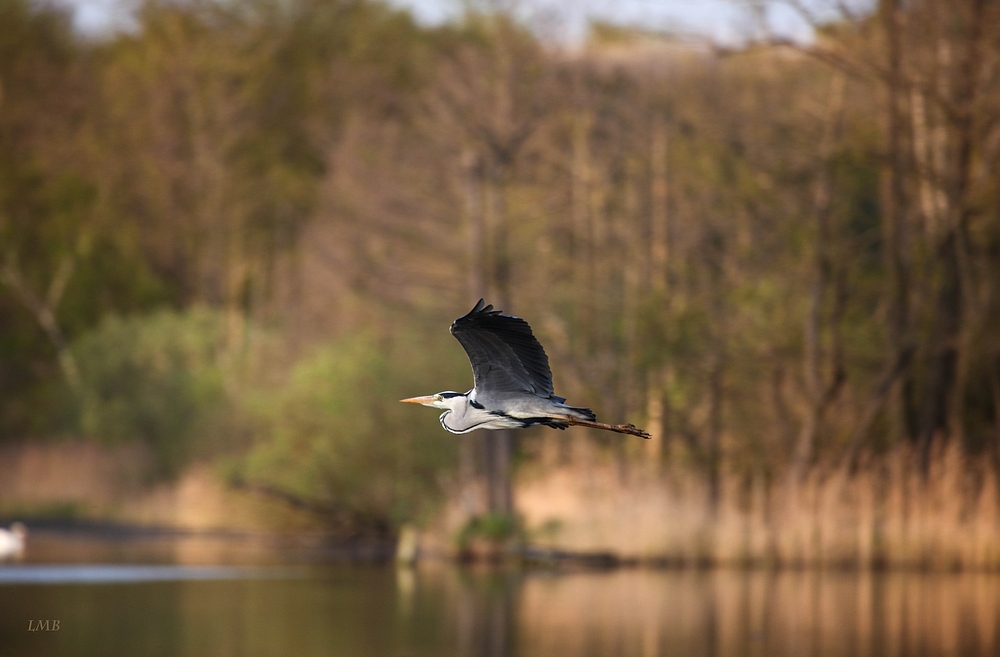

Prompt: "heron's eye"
[434,394,443,402]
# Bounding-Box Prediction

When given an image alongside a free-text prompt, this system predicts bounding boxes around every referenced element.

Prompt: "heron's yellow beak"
[400,396,437,405]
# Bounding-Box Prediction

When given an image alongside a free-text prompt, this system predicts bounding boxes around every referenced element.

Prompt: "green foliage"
[0,501,80,520]
[456,513,522,549]
[73,309,229,476]
[1,0,999,534]
[240,331,461,527]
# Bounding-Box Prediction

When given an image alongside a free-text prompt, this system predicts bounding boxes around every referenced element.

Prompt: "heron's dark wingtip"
[452,299,503,331]
[464,298,495,317]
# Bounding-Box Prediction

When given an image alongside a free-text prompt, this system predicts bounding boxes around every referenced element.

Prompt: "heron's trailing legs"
[557,417,651,439]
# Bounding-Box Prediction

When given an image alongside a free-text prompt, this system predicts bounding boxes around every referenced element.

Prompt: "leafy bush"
[456,513,522,549]
[240,331,462,527]
[70,307,465,527]
[72,308,229,476]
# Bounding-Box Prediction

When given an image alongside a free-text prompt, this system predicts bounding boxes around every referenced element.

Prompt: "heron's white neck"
[439,394,486,434]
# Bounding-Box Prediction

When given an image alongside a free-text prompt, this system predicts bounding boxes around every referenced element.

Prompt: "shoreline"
[5,520,1000,574]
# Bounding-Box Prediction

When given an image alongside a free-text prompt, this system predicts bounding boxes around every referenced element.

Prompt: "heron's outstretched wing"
[450,299,555,398]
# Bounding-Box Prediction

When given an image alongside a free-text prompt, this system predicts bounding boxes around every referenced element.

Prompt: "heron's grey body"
[402,300,607,434]
[435,389,595,434]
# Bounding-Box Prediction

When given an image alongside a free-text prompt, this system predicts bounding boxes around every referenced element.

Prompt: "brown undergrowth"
[509,441,1000,569]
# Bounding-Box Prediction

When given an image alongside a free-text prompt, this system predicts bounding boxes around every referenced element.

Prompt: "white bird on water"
[0,522,27,561]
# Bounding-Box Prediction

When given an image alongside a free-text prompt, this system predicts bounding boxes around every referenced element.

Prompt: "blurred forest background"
[3,0,1000,566]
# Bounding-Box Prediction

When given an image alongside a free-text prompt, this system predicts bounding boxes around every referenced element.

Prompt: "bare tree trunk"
[571,111,595,334]
[425,23,550,517]
[917,0,985,470]
[461,148,487,516]
[792,73,847,476]
[703,226,726,512]
[917,233,962,468]
[0,254,81,391]
[880,0,918,447]
[706,354,723,512]
[485,158,513,515]
[991,357,1000,449]
[487,430,513,514]
[910,89,939,238]
[464,149,486,300]
[646,115,671,463]
[646,370,665,464]
[622,157,645,459]
[650,115,669,294]
[844,346,914,471]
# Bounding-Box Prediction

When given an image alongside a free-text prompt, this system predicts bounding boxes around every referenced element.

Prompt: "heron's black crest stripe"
[450,299,556,399]
[438,392,465,399]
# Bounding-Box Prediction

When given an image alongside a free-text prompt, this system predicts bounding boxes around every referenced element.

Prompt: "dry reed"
[513,441,1000,570]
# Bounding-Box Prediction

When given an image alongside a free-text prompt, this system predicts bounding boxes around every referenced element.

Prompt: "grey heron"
[401,300,650,438]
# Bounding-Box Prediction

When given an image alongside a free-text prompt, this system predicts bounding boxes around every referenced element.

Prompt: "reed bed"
[515,441,1000,569]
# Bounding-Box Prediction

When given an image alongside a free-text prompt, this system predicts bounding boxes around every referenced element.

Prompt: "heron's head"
[400,391,465,410]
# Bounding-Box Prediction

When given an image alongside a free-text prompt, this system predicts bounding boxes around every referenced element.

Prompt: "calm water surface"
[2,530,1000,657]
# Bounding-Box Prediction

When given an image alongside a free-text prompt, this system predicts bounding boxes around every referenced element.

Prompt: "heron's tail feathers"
[557,404,596,421]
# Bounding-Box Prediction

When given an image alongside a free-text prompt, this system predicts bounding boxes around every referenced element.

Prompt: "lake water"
[2,529,1000,657]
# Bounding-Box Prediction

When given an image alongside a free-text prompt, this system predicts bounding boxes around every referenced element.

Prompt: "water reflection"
[3,550,1000,657]
[0,564,305,584]
[511,569,1000,657]
[452,569,516,657]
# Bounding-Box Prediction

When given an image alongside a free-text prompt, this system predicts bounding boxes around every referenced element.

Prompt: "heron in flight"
[401,300,650,438]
